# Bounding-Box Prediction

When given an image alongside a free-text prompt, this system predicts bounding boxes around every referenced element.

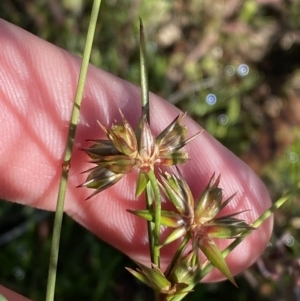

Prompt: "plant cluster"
[79,21,255,301]
[1,2,299,301]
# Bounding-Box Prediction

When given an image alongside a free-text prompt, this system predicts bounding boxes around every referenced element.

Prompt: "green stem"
[146,181,155,263]
[139,19,149,121]
[139,20,157,300]
[138,15,155,267]
[147,170,162,267]
[45,1,102,300]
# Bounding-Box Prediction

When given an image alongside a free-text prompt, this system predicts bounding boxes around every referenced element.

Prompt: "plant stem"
[147,170,162,267]
[45,1,101,300]
[139,20,159,301]
[139,17,156,265]
[146,181,155,263]
[139,19,149,122]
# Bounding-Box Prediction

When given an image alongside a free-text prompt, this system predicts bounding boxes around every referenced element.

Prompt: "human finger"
[0,19,273,282]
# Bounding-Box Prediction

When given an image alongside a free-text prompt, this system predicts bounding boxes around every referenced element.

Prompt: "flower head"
[129,171,255,285]
[79,110,199,199]
[126,249,201,300]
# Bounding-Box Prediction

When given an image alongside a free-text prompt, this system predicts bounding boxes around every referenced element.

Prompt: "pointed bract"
[198,236,237,286]
[136,172,149,197]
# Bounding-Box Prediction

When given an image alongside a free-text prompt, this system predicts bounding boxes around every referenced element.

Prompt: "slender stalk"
[147,171,162,301]
[139,18,156,265]
[139,20,160,301]
[146,181,155,263]
[147,170,162,267]
[139,19,149,121]
[45,1,102,300]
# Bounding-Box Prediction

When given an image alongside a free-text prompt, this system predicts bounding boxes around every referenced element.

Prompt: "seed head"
[129,171,255,285]
[79,110,200,199]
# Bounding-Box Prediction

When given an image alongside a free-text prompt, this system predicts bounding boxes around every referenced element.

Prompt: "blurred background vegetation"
[1,0,300,300]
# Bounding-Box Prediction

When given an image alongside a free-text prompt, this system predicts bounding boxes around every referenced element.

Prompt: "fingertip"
[0,19,273,284]
[0,285,31,301]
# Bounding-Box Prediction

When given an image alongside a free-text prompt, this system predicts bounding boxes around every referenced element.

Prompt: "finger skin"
[0,18,273,283]
[0,285,31,301]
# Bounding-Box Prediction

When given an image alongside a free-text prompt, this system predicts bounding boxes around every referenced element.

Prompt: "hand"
[0,19,273,300]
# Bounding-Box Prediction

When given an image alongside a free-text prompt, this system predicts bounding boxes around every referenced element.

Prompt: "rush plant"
[77,15,290,301]
[36,2,293,301]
